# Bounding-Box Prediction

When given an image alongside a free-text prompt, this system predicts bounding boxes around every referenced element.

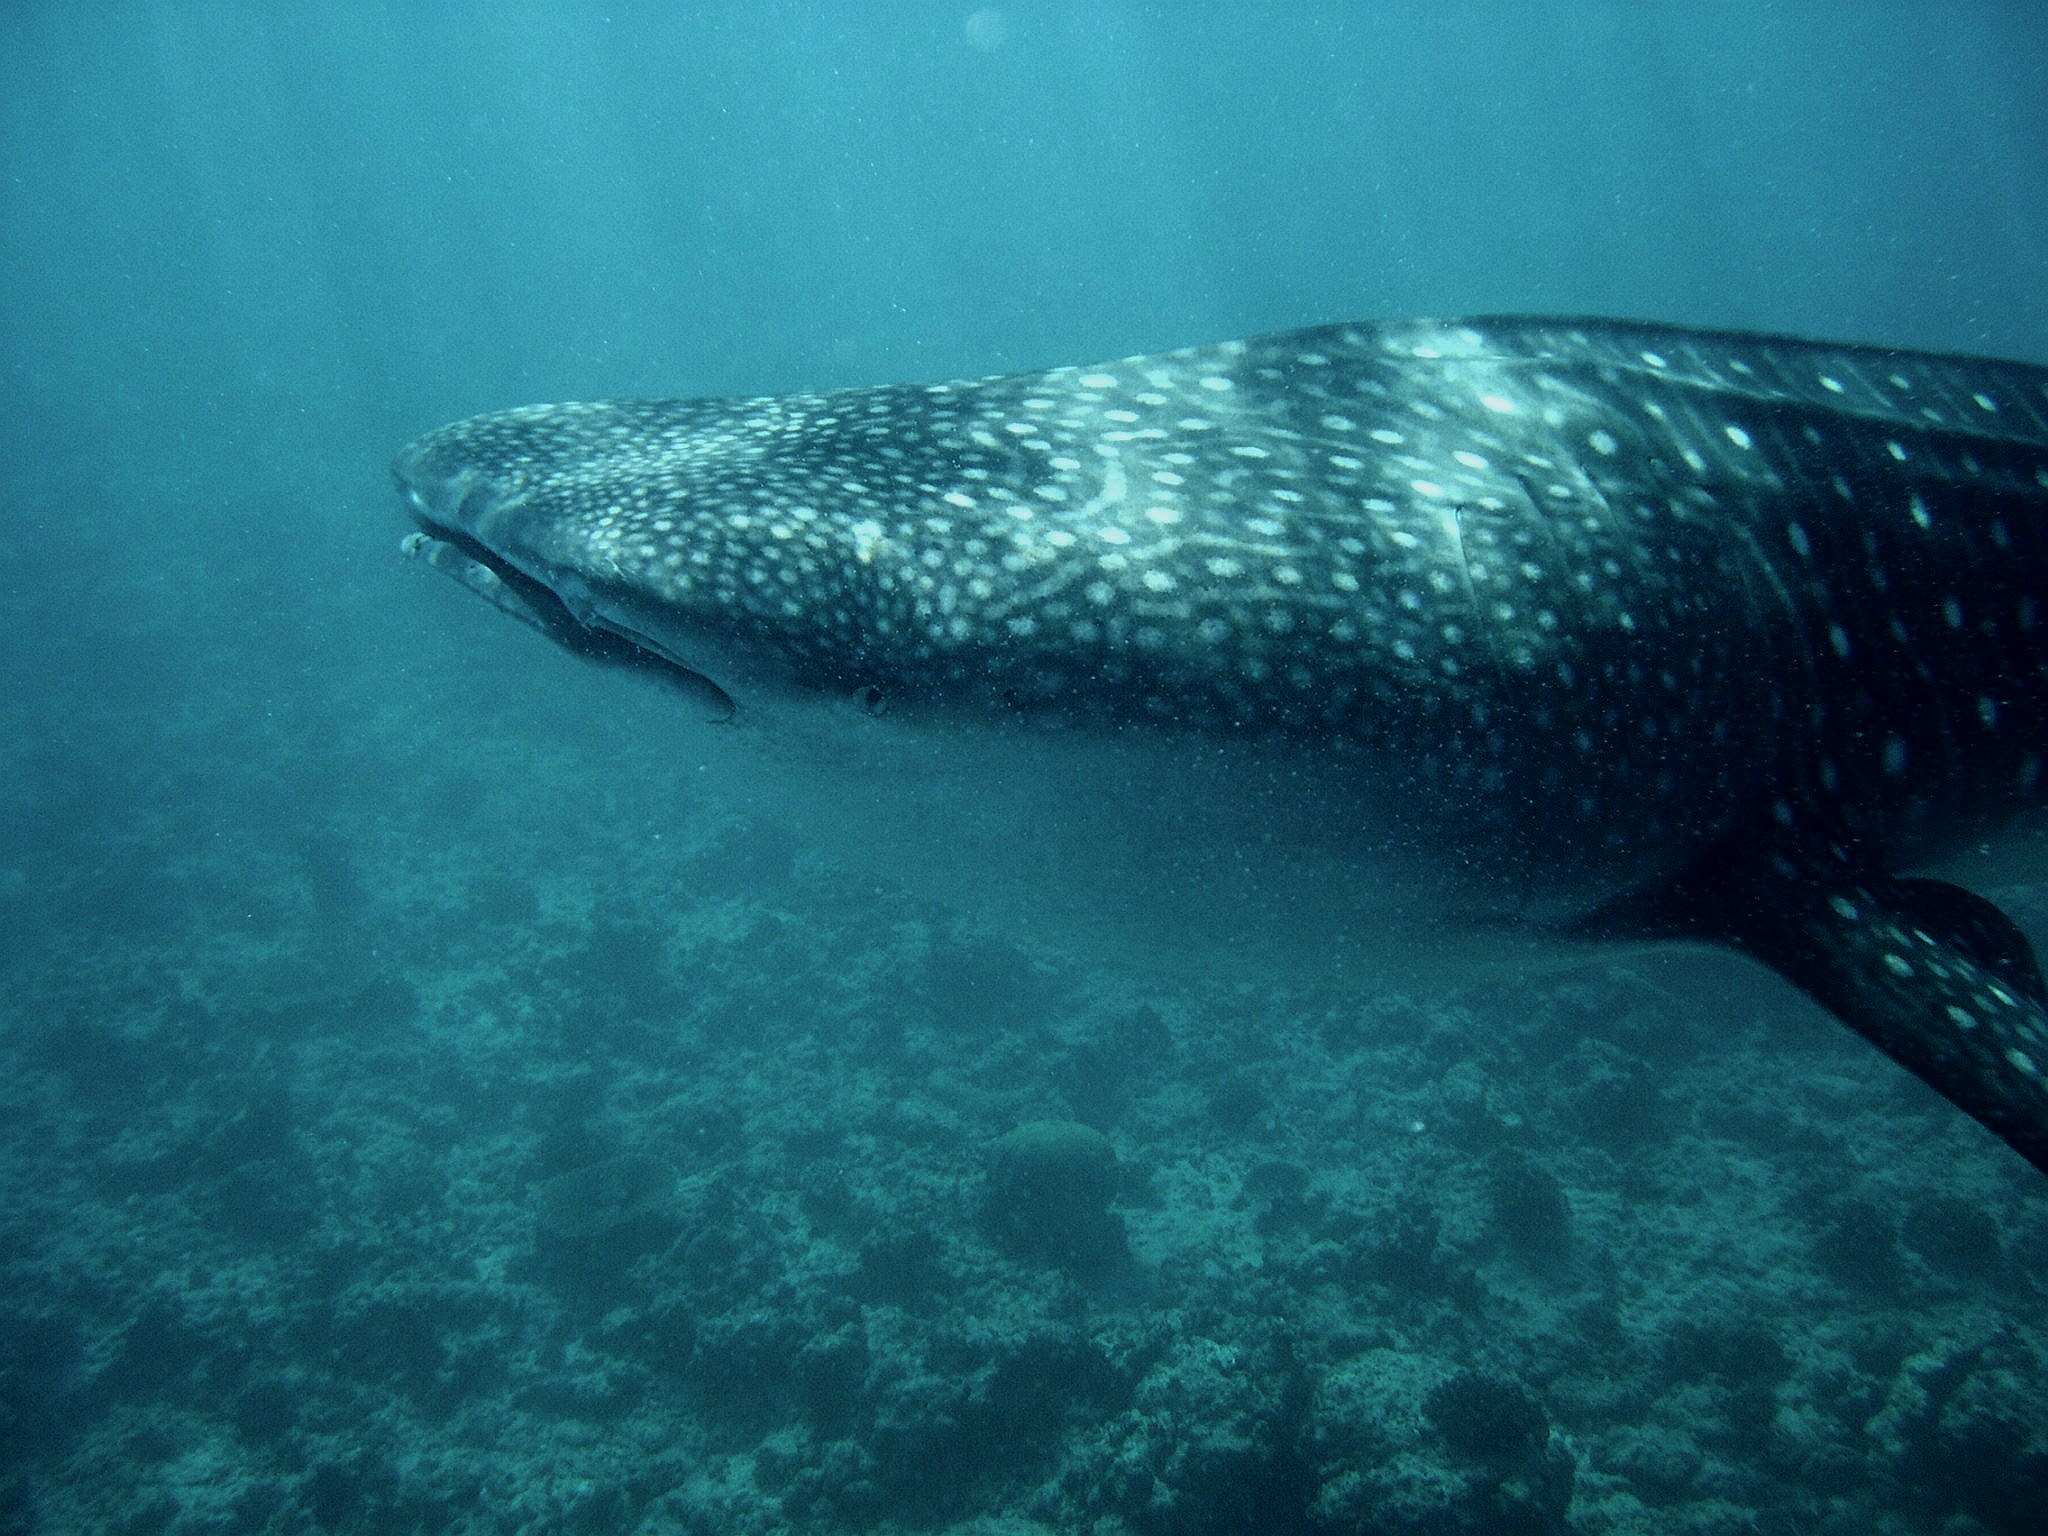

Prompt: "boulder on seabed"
[981,1119,1127,1273]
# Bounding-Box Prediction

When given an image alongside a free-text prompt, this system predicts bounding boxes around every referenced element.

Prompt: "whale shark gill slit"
[394,316,2048,1178]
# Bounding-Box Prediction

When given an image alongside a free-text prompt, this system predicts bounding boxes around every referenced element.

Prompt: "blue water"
[4,5,2047,1533]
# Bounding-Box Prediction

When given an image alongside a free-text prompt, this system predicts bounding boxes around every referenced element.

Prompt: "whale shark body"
[395,317,2048,1176]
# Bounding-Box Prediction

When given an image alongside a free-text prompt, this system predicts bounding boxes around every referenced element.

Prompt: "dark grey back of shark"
[395,317,2048,1177]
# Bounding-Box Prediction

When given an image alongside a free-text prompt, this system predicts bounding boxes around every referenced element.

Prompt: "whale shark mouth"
[398,475,738,716]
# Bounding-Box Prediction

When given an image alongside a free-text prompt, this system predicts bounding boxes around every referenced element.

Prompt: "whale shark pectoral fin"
[1882,877,2048,1003]
[1582,826,2048,1176]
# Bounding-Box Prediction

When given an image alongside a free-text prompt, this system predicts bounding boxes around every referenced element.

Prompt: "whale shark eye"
[853,683,889,717]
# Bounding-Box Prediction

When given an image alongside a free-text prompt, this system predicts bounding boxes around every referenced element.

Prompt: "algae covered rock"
[981,1119,1127,1272]
[531,1150,677,1244]
[1305,1353,1578,1535]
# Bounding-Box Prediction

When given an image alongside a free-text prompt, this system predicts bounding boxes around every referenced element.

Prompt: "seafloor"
[3,584,2046,1536]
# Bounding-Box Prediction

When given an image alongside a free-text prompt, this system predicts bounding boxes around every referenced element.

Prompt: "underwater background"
[4,3,2048,1532]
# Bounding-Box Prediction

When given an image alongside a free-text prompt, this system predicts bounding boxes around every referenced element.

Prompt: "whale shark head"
[396,317,2048,1178]
[398,327,1790,886]
[392,397,828,714]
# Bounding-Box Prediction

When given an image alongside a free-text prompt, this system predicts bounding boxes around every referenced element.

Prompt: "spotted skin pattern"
[396,317,2048,1175]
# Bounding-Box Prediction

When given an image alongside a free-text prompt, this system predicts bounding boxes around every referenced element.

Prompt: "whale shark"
[395,317,2048,1177]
